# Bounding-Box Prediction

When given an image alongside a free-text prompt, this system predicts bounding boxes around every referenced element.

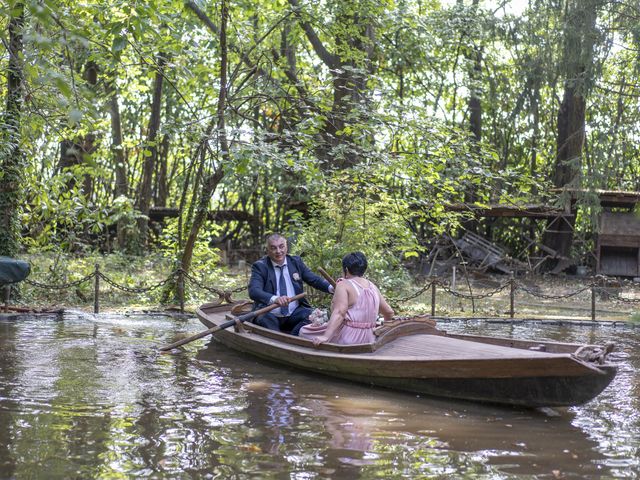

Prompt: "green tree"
[542,0,603,264]
[0,1,25,258]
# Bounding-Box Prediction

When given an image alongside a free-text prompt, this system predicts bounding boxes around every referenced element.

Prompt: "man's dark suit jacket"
[248,255,331,310]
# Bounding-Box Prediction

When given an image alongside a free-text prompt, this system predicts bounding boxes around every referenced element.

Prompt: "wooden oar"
[318,267,337,288]
[159,293,306,351]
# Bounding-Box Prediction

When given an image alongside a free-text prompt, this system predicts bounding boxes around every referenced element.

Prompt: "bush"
[289,171,417,293]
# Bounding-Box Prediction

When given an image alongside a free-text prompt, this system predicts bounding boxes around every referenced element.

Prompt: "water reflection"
[0,313,638,478]
[0,316,18,479]
[443,320,640,478]
[197,338,632,479]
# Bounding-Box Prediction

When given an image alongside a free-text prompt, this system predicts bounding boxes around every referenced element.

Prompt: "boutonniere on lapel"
[292,272,301,282]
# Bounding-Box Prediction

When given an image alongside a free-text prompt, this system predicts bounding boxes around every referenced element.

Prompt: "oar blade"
[158,293,307,352]
[159,319,235,352]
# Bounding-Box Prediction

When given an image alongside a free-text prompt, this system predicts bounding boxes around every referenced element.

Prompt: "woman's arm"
[375,284,395,321]
[312,282,350,345]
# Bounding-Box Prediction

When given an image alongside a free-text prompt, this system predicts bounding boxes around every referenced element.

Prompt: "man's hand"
[275,295,291,306]
[328,277,344,294]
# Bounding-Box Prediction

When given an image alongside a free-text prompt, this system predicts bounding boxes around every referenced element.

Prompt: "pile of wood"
[422,232,528,276]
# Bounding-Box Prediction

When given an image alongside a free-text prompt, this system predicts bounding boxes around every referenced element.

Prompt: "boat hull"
[195,305,617,408]
[328,367,617,407]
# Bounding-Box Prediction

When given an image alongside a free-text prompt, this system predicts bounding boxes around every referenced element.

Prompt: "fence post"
[177,264,185,314]
[94,264,100,314]
[430,278,437,317]
[451,266,456,291]
[509,271,515,319]
[3,285,10,313]
[591,276,597,321]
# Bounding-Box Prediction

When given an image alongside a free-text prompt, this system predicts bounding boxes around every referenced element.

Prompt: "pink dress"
[300,279,379,345]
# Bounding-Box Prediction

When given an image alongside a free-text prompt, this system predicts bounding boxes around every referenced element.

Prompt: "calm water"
[0,312,638,479]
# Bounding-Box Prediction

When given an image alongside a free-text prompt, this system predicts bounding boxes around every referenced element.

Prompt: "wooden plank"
[219,329,603,379]
[444,203,571,218]
[204,310,586,365]
[201,310,594,362]
[445,333,586,354]
[373,334,562,360]
[600,248,639,276]
[599,212,640,239]
[552,188,640,209]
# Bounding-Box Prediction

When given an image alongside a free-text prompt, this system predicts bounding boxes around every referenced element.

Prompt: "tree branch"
[288,0,338,68]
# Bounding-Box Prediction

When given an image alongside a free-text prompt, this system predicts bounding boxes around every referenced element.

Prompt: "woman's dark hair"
[342,251,368,276]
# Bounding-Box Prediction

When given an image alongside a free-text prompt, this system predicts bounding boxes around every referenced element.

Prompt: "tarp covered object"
[0,257,30,285]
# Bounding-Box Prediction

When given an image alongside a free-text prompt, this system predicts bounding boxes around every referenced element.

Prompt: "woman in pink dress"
[300,252,394,346]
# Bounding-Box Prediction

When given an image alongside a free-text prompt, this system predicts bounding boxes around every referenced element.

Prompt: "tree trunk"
[542,0,600,266]
[180,0,228,274]
[155,133,170,207]
[109,90,130,250]
[461,0,482,234]
[529,79,541,253]
[468,47,482,143]
[136,53,167,248]
[57,60,99,198]
[154,94,172,208]
[289,0,376,169]
[0,3,25,258]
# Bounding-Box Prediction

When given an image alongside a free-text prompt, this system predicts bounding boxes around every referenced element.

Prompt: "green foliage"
[22,168,119,253]
[292,170,417,291]
[156,219,245,304]
[2,0,640,281]
[109,195,144,239]
[159,219,224,271]
[19,250,242,309]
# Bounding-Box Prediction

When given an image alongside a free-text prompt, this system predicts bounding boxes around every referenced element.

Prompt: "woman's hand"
[312,336,328,347]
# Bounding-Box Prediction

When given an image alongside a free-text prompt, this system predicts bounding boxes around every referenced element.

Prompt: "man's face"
[267,237,288,265]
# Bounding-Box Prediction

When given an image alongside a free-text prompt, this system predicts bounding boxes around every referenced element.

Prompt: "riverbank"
[426,273,640,323]
[4,253,639,323]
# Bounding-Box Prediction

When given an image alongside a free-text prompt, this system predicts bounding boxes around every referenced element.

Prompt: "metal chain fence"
[8,265,248,314]
[387,275,640,320]
[97,270,178,294]
[5,266,640,318]
[25,273,96,290]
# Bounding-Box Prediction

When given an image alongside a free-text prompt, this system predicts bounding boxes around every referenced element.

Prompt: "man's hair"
[265,233,286,248]
[342,251,368,276]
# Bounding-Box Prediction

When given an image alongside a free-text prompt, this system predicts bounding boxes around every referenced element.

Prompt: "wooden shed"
[596,211,640,277]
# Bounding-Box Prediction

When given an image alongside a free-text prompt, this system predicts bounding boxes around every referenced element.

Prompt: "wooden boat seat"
[373,315,444,350]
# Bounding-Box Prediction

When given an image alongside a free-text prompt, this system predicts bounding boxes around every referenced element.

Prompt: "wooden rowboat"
[196,303,617,408]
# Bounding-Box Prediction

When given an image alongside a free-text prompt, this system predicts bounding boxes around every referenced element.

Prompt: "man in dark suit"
[248,233,334,335]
